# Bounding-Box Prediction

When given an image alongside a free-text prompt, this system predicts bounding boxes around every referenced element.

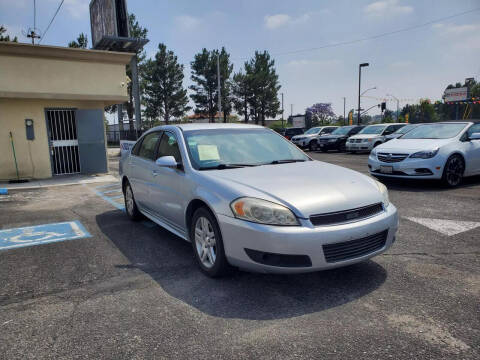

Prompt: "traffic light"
[381,102,386,112]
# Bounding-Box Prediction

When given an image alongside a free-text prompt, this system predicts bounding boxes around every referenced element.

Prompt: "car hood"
[202,161,383,218]
[376,138,451,152]
[292,133,315,140]
[319,134,345,140]
[349,134,382,139]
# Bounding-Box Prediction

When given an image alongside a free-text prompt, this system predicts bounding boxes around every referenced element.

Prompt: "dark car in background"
[314,125,365,152]
[280,127,304,140]
[384,123,422,142]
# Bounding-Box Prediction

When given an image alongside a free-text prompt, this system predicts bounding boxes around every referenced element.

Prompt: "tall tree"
[305,103,335,127]
[0,25,18,42]
[245,51,281,126]
[232,71,251,123]
[190,47,232,123]
[68,33,88,48]
[142,43,190,124]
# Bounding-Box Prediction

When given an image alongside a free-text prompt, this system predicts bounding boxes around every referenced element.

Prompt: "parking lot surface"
[0,153,479,359]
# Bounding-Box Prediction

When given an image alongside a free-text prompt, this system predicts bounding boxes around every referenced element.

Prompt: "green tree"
[0,25,18,42]
[68,33,88,48]
[190,47,232,123]
[245,51,281,126]
[142,43,190,125]
[231,71,251,123]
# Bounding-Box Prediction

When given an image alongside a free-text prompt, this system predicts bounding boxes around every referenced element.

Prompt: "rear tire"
[442,154,465,187]
[190,207,230,277]
[124,181,142,221]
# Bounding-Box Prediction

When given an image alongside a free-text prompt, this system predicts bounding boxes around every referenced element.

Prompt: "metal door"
[46,109,80,175]
[76,109,108,174]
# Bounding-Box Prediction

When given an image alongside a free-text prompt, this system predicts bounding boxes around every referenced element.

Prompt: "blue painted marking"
[0,221,91,251]
[110,195,124,200]
[95,183,121,190]
[0,188,8,195]
[102,189,122,194]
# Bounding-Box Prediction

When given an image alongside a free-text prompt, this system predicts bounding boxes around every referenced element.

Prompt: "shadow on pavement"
[96,210,387,320]
[375,174,480,192]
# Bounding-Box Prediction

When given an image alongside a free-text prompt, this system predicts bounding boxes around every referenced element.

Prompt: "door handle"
[152,170,159,176]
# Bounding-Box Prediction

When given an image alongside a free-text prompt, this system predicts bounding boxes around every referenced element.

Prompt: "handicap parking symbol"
[0,221,91,251]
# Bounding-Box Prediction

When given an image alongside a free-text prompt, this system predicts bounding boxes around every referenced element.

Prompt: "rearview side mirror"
[469,133,480,141]
[155,156,178,168]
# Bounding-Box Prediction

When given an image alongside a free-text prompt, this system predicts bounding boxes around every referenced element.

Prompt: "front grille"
[377,153,408,163]
[310,203,384,226]
[323,230,388,263]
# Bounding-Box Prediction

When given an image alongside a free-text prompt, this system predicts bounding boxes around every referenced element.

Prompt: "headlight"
[375,181,390,208]
[409,149,438,159]
[370,148,377,156]
[363,139,371,142]
[230,197,299,226]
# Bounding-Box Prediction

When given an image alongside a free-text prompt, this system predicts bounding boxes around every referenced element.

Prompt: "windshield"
[331,126,353,135]
[395,124,416,134]
[305,127,320,135]
[359,125,386,135]
[402,123,467,139]
[183,128,309,169]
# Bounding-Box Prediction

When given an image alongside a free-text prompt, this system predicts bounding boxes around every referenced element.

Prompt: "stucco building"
[0,42,132,181]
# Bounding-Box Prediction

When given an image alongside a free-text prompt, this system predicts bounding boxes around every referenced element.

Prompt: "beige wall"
[0,99,107,181]
[0,55,128,102]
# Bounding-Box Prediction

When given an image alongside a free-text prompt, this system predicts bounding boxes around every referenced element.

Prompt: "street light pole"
[357,63,369,125]
[281,93,284,129]
[217,53,222,123]
[342,97,346,125]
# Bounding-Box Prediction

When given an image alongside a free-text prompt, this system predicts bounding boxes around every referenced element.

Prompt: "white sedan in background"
[346,123,405,153]
[368,121,480,187]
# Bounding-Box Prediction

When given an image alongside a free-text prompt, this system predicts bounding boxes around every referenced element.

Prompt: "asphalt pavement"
[0,153,479,359]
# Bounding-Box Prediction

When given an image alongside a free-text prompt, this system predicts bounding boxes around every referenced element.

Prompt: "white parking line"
[405,217,480,236]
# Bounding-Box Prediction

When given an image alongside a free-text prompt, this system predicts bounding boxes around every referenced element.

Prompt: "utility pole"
[26,0,41,45]
[357,63,369,125]
[342,97,346,125]
[281,93,284,129]
[290,104,293,117]
[217,53,222,122]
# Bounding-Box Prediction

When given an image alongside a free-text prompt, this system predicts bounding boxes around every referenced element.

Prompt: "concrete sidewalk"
[0,174,119,191]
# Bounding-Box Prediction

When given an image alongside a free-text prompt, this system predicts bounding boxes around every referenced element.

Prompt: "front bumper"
[217,204,398,273]
[368,155,443,179]
[346,141,373,152]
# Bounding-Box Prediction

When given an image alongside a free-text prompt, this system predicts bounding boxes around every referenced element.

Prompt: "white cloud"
[287,59,340,67]
[390,61,413,68]
[433,23,480,35]
[364,0,413,17]
[47,0,88,19]
[175,15,201,31]
[264,13,312,30]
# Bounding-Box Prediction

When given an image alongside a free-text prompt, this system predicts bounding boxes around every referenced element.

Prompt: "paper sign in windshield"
[198,145,220,161]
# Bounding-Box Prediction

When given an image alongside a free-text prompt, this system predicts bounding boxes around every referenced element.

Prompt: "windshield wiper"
[198,163,258,170]
[267,159,307,165]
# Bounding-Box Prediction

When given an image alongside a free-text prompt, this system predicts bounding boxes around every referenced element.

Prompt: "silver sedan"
[120,124,398,277]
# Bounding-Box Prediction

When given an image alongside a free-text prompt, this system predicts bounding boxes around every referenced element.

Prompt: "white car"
[368,121,480,187]
[346,123,405,153]
[292,126,338,151]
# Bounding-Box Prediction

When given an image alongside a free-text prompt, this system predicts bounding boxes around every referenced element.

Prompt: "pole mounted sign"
[443,87,468,102]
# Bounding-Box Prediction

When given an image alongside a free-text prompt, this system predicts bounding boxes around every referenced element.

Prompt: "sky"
[1,0,480,119]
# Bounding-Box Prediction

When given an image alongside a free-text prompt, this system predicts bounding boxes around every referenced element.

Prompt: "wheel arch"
[185,198,219,240]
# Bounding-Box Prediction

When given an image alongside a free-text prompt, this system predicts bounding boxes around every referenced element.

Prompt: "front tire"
[190,207,230,277]
[309,140,318,152]
[124,181,142,220]
[442,154,465,187]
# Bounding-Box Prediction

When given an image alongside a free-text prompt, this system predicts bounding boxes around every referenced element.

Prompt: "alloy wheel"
[445,156,464,187]
[194,216,217,268]
[125,185,135,215]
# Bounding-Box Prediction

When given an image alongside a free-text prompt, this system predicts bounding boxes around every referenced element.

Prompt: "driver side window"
[467,124,480,138]
[157,132,182,163]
